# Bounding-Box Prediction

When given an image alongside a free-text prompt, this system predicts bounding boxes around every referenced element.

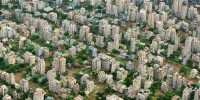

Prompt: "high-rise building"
[130,38,136,52]
[33,88,45,100]
[1,85,8,96]
[56,0,62,6]
[37,58,45,74]
[20,79,29,92]
[79,25,90,41]
[147,13,155,28]
[47,68,56,82]
[52,56,66,74]
[2,94,11,100]
[114,34,120,50]
[181,5,188,19]
[49,79,61,93]
[1,0,10,5]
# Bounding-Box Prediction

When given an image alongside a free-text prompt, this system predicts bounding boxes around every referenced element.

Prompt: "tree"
[123,77,132,87]
[74,72,82,79]
[85,5,93,11]
[187,59,193,67]
[96,92,106,100]
[112,49,120,55]
[66,95,74,100]
[138,35,147,43]
[149,36,155,44]
[41,77,48,85]
[157,91,175,100]
[137,43,145,50]
[91,70,98,78]
[97,5,104,9]
[30,34,39,40]
[121,39,131,46]
[90,25,98,34]
[148,81,161,93]
[80,91,86,96]
[127,51,134,55]
[112,72,117,80]
[66,56,74,64]
[64,32,69,36]
[25,43,36,55]
[12,4,20,9]
[179,66,191,77]
[20,91,33,100]
[189,91,195,100]
[32,74,42,83]
[104,87,114,94]
[10,84,15,89]
[148,27,155,32]
[63,44,71,50]
[76,53,87,61]
[0,58,6,66]
[127,70,137,78]
[55,74,60,80]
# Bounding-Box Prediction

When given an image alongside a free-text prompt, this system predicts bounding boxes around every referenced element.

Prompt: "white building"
[49,79,61,93]
[37,58,45,74]
[2,94,11,100]
[33,88,45,100]
[20,79,29,92]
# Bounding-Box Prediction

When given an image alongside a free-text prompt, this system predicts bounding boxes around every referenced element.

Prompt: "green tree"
[96,92,106,100]
[66,95,74,100]
[63,44,71,50]
[85,5,93,11]
[112,49,120,55]
[123,77,132,87]
[157,91,175,100]
[138,35,147,43]
[112,72,117,80]
[65,56,74,63]
[121,39,131,46]
[179,66,191,77]
[104,87,114,94]
[91,70,98,78]
[148,27,155,32]
[187,59,193,67]
[41,77,48,85]
[149,80,161,93]
[80,91,86,96]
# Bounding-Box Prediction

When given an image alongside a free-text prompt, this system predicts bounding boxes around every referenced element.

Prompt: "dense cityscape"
[0,0,200,100]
